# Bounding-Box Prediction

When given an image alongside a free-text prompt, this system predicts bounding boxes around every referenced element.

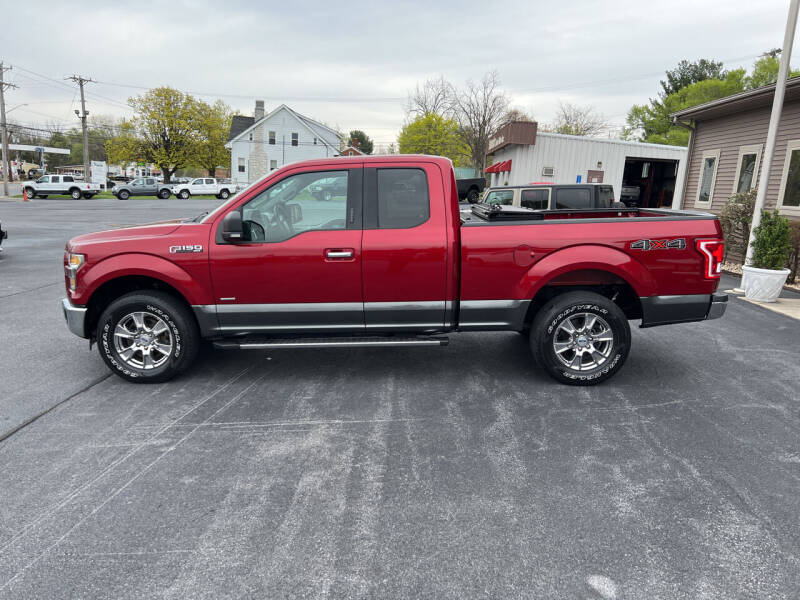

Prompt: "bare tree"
[406,75,456,118]
[500,106,536,128]
[453,71,510,174]
[549,101,610,137]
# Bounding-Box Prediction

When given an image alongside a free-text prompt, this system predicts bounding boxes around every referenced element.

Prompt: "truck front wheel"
[179,190,190,199]
[530,291,630,385]
[97,291,200,383]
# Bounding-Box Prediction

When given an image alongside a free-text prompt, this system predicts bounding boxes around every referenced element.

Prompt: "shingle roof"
[228,115,255,141]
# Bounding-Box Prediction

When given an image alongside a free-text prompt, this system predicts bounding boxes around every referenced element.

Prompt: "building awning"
[485,159,512,173]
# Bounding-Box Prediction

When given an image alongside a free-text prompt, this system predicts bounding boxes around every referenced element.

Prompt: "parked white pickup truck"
[24,175,102,199]
[170,178,236,199]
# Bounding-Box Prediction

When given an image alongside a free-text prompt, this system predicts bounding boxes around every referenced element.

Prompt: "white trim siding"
[776,138,800,217]
[731,143,762,195]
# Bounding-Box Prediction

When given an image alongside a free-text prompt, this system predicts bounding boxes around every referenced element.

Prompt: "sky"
[2,0,799,147]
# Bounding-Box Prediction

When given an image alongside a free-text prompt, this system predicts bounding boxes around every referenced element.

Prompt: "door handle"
[325,248,354,260]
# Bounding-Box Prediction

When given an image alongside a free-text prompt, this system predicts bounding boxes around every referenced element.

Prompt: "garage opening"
[621,158,679,208]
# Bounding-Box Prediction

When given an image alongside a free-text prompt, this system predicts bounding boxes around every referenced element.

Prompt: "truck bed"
[461,204,716,225]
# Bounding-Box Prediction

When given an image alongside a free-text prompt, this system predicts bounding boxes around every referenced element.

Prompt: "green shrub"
[750,210,792,270]
[719,189,756,261]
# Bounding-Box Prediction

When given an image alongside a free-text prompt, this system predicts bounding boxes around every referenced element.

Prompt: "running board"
[213,336,449,350]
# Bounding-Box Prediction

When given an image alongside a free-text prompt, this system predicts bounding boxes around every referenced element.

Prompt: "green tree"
[745,50,800,89]
[623,69,746,145]
[348,130,373,154]
[660,59,726,97]
[105,87,200,183]
[194,99,233,177]
[397,114,469,165]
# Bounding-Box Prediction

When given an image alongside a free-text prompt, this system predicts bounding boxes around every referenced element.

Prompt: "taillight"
[696,239,724,279]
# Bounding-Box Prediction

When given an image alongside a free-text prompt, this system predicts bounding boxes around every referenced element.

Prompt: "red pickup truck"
[62,155,726,385]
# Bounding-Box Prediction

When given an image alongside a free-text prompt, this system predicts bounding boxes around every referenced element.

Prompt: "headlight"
[66,253,85,291]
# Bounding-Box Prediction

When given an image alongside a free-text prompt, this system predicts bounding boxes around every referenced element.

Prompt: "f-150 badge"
[169,245,203,253]
[630,238,686,251]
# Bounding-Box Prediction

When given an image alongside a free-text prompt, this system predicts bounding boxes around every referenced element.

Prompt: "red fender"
[75,253,211,306]
[515,244,658,299]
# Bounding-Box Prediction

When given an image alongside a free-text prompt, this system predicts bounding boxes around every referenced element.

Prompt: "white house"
[226,101,341,185]
[487,122,688,209]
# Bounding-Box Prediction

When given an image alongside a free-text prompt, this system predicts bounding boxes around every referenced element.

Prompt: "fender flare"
[80,253,210,306]
[515,244,658,299]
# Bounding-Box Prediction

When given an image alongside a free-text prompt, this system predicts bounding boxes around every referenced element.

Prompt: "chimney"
[254,100,265,121]
[351,137,358,150]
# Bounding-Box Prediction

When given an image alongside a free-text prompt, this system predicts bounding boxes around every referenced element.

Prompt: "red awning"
[484,159,512,174]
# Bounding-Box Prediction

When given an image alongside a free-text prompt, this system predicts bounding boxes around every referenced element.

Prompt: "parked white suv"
[24,175,102,199]
[171,178,236,199]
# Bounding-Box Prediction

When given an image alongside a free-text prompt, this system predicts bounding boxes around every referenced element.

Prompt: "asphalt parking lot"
[1,198,799,599]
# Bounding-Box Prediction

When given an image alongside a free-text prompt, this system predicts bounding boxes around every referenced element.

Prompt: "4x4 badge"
[630,238,686,251]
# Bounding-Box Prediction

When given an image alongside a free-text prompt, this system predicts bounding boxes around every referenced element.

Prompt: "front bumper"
[640,293,728,328]
[62,298,88,338]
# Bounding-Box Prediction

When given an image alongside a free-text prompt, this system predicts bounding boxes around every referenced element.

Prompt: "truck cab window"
[239,170,349,242]
[376,168,429,229]
[484,190,513,206]
[520,189,548,210]
[597,185,614,207]
[555,188,591,209]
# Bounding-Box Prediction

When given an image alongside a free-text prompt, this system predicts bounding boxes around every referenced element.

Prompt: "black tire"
[179,190,190,199]
[39,195,47,198]
[158,189,170,199]
[467,188,480,203]
[70,188,82,200]
[82,193,92,199]
[530,291,630,385]
[118,190,130,200]
[24,187,36,199]
[97,291,200,383]
[219,189,230,199]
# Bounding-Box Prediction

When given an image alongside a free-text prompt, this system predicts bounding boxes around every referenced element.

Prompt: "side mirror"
[286,203,303,224]
[221,210,243,242]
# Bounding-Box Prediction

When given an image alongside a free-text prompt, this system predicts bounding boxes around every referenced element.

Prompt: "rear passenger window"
[521,189,548,210]
[377,168,429,229]
[63,176,73,182]
[146,178,155,185]
[597,186,614,208]
[555,188,591,209]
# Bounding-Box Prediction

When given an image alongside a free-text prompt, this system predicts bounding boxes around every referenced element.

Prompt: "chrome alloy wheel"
[552,312,614,371]
[113,311,173,369]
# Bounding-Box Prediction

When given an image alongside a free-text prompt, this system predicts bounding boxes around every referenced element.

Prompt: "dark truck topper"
[62,155,727,386]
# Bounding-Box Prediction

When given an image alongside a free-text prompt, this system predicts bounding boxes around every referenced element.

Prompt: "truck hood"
[67,219,186,247]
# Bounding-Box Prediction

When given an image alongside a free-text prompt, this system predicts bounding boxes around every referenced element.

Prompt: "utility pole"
[66,75,94,182]
[0,62,19,197]
[743,0,799,269]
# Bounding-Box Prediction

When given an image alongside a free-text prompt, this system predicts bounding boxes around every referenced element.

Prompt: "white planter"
[742,265,791,302]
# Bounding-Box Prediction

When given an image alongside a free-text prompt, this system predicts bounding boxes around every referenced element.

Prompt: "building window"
[777,139,800,214]
[238,158,246,173]
[270,160,278,170]
[269,131,276,145]
[291,133,298,147]
[733,144,762,195]
[695,149,720,208]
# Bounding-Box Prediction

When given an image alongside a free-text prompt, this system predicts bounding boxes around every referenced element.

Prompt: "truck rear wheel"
[219,189,230,199]
[467,188,480,203]
[97,291,200,383]
[70,188,82,199]
[158,189,170,199]
[530,291,630,385]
